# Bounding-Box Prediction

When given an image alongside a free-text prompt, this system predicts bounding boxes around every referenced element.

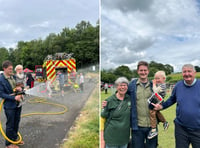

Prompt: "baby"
[148,70,169,139]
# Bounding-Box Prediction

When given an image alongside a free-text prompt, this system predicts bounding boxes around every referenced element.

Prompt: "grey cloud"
[101,36,153,66]
[101,48,146,70]
[102,0,154,12]
[101,18,155,68]
[127,37,155,51]
[102,21,155,53]
[111,51,146,64]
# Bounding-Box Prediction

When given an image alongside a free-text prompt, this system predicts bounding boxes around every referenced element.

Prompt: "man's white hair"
[182,64,196,72]
[15,65,23,72]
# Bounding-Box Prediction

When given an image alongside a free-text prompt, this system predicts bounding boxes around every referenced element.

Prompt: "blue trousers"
[175,122,200,148]
[106,144,128,148]
[132,127,157,148]
[4,107,22,146]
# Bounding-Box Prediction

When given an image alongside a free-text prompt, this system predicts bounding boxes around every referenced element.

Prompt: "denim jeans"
[175,122,200,148]
[106,144,128,148]
[4,107,22,146]
[132,127,157,148]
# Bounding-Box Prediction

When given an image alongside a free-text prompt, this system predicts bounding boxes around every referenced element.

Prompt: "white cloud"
[30,21,50,28]
[0,23,22,34]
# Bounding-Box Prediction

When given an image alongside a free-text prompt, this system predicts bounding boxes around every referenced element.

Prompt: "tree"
[132,69,138,78]
[195,66,200,72]
[0,47,9,70]
[164,64,174,74]
[101,70,117,84]
[149,61,174,76]
[149,67,158,78]
[113,65,133,80]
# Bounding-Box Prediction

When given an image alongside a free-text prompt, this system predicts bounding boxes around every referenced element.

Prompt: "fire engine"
[35,53,76,89]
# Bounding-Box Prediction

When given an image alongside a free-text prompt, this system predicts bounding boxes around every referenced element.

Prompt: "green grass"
[157,92,176,148]
[101,89,176,148]
[101,88,116,102]
[62,84,99,148]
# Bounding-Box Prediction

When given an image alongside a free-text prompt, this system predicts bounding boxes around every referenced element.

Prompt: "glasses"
[118,84,128,87]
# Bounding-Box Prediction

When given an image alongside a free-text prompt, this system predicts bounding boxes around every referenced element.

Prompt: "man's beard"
[17,72,25,79]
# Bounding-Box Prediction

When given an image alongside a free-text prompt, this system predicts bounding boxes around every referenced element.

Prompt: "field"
[101,89,176,148]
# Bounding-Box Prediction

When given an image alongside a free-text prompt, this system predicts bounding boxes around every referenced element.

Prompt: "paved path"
[0,78,96,148]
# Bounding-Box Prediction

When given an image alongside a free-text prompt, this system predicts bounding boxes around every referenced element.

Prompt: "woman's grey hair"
[182,64,196,72]
[115,77,129,86]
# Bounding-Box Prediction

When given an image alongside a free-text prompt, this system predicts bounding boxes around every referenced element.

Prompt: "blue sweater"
[163,79,200,129]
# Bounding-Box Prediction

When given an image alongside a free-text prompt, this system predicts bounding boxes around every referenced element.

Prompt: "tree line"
[0,20,99,71]
[101,61,174,83]
[101,61,200,84]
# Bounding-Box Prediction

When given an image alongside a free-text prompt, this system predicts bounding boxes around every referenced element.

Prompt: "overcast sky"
[101,0,200,72]
[0,0,99,48]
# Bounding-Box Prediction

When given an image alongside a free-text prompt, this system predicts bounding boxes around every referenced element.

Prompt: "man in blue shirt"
[0,60,24,148]
[153,64,200,148]
[127,61,157,148]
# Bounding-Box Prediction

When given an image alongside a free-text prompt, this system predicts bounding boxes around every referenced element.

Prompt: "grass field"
[101,89,176,148]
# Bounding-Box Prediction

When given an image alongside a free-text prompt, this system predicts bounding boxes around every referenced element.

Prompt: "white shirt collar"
[184,78,196,86]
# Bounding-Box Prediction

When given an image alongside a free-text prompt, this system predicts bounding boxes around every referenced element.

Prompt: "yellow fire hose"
[0,98,68,144]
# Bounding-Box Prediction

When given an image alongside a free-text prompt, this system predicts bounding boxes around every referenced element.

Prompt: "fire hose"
[0,96,68,144]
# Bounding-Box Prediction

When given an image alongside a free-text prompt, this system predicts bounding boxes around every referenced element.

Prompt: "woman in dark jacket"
[26,73,34,88]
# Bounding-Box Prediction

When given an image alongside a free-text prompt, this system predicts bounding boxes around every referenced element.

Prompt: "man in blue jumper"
[153,64,200,148]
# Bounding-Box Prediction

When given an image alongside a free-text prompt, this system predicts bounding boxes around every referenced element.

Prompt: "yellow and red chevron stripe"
[46,60,56,82]
[54,60,67,67]
[67,58,76,73]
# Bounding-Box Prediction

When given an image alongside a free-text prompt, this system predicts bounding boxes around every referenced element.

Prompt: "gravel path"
[0,78,96,148]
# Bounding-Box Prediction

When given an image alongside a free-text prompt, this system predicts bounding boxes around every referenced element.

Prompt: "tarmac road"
[0,78,96,148]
